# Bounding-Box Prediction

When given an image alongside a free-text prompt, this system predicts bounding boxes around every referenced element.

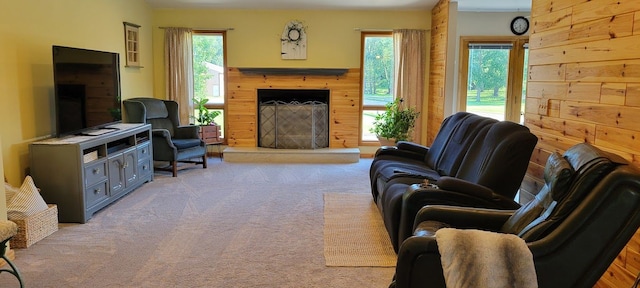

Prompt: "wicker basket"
[11,204,58,248]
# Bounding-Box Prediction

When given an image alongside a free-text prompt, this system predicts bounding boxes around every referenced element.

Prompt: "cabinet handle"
[94,188,101,194]
[93,168,100,174]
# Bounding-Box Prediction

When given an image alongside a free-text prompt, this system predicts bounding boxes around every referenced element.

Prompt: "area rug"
[323,193,397,267]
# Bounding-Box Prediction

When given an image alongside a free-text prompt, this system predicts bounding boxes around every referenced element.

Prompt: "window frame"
[360,31,394,145]
[457,36,528,123]
[192,30,228,142]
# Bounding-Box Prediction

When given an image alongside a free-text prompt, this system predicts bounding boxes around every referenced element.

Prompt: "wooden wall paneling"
[547,99,562,118]
[527,81,569,98]
[524,114,596,143]
[627,247,640,276]
[635,11,640,35]
[519,174,542,202]
[226,67,360,148]
[571,0,640,24]
[530,0,576,18]
[528,64,566,81]
[560,100,640,130]
[565,60,640,83]
[528,27,570,50]
[531,130,583,154]
[627,84,640,107]
[531,7,573,34]
[597,259,636,288]
[569,12,634,41]
[601,83,627,105]
[528,0,640,285]
[529,35,640,66]
[531,145,554,168]
[595,125,640,157]
[627,229,640,252]
[427,0,449,145]
[530,12,633,50]
[567,82,602,102]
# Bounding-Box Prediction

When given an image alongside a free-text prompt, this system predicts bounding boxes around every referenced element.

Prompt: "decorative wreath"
[281,20,306,45]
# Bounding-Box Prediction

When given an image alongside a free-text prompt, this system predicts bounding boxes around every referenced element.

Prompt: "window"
[361,32,394,142]
[458,37,528,123]
[192,32,226,138]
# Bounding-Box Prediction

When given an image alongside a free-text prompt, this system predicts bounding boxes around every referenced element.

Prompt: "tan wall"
[0,0,154,187]
[152,9,431,100]
[526,0,640,286]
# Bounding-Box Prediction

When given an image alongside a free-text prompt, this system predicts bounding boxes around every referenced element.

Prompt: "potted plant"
[193,97,221,126]
[192,96,222,144]
[370,98,420,145]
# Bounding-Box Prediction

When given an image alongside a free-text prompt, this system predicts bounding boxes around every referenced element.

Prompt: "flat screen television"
[52,45,122,137]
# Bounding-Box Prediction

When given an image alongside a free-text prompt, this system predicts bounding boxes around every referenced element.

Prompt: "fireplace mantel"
[238,67,348,76]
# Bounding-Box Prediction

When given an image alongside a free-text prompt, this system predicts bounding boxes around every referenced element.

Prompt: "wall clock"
[510,16,529,35]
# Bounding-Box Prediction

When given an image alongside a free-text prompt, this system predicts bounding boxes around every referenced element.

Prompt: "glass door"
[459,37,528,123]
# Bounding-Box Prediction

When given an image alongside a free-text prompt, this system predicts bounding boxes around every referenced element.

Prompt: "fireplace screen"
[259,100,328,149]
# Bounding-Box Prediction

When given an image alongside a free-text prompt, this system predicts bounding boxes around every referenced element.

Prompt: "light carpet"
[1,159,395,288]
[323,193,397,267]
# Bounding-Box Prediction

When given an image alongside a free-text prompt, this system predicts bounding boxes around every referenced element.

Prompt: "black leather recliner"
[123,97,207,177]
[391,143,640,288]
[378,120,537,251]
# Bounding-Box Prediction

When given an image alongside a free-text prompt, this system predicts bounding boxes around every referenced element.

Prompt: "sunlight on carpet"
[323,193,397,267]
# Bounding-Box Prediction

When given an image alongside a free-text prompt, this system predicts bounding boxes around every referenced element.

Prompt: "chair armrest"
[414,205,514,231]
[396,141,430,156]
[152,129,177,160]
[374,143,429,160]
[436,176,494,199]
[394,234,446,288]
[397,184,519,245]
[174,125,200,139]
[152,129,172,142]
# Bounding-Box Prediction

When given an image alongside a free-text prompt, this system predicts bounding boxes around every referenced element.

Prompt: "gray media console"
[30,123,154,223]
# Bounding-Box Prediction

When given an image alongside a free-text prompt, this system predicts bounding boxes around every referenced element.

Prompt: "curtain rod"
[158,27,235,31]
[354,28,392,32]
[353,28,431,32]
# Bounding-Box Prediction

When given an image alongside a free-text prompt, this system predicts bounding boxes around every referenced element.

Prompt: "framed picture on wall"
[123,22,142,67]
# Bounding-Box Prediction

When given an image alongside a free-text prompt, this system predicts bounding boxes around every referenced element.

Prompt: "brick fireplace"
[226,67,361,148]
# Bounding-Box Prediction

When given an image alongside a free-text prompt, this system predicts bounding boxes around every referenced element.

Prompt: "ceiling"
[144,0,531,12]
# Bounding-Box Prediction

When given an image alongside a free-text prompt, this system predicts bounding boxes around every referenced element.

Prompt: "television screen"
[52,45,122,137]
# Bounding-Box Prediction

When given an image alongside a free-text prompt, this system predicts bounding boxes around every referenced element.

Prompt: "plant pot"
[377,136,397,146]
[199,124,221,144]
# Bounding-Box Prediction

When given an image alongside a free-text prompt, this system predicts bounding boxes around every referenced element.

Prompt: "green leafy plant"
[370,98,420,143]
[192,97,220,126]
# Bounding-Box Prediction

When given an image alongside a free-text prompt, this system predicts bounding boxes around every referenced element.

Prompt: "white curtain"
[393,29,426,143]
[164,27,194,125]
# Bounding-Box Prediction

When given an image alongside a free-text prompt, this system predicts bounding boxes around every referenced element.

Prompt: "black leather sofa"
[370,112,496,201]
[370,113,538,251]
[391,143,640,288]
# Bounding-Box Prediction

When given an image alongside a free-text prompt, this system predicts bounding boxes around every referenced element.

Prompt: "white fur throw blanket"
[436,228,538,288]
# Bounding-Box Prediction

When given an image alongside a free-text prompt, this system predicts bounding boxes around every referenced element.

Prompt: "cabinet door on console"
[108,146,138,198]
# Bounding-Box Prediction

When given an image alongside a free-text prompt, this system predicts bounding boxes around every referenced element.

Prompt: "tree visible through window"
[459,38,528,123]
[361,33,394,142]
[192,33,225,137]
